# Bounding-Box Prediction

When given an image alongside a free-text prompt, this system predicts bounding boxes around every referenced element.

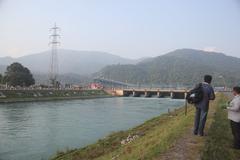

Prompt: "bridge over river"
[112,88,189,99]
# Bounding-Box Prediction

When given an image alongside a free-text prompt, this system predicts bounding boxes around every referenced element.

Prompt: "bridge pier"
[145,91,147,97]
[133,91,136,97]
[170,92,173,99]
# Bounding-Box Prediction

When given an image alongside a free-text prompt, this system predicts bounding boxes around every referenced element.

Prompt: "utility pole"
[219,75,227,91]
[49,23,60,88]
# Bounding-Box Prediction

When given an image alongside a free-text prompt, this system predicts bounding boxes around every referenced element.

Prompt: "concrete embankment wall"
[0,89,111,103]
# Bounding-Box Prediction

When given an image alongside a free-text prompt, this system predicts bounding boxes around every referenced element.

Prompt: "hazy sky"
[0,0,240,59]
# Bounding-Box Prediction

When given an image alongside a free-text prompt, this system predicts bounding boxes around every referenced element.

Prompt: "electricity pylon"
[49,23,60,87]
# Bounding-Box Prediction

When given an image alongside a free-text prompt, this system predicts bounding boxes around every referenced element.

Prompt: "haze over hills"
[97,49,240,87]
[0,49,137,75]
[0,65,6,73]
[1,48,240,86]
[33,73,90,85]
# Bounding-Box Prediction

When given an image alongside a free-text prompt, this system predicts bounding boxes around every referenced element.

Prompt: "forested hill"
[97,49,240,86]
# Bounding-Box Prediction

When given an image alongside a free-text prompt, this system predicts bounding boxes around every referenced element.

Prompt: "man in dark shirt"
[194,75,215,136]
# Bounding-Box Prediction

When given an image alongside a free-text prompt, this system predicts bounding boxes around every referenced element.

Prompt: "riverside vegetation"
[51,93,240,160]
[0,89,110,103]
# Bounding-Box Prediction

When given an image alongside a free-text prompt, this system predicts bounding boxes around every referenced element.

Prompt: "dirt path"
[155,102,216,160]
[155,128,204,160]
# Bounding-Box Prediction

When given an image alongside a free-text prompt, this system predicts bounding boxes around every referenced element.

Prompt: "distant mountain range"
[97,49,240,87]
[0,49,137,75]
[1,48,240,86]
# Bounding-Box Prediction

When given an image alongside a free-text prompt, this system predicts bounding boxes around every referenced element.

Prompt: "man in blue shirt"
[194,75,215,136]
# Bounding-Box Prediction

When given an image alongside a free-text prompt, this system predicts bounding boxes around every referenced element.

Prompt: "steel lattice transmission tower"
[49,23,60,86]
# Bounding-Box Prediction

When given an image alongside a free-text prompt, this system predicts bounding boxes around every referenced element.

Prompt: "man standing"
[227,86,240,149]
[194,75,215,136]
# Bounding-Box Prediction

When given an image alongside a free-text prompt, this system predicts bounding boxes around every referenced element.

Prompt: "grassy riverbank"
[0,89,110,103]
[51,102,195,160]
[51,93,235,160]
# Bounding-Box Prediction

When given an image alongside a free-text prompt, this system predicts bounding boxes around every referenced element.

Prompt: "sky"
[0,0,240,59]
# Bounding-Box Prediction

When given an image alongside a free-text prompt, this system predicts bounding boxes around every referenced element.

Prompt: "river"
[0,97,184,160]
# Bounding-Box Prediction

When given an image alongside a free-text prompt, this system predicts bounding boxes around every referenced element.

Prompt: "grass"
[201,94,240,160]
[96,109,194,160]
[152,93,219,160]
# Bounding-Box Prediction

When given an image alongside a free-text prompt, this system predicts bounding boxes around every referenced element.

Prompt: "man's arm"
[209,86,215,100]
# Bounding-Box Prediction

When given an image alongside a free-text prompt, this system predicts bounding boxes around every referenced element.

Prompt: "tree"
[4,62,35,87]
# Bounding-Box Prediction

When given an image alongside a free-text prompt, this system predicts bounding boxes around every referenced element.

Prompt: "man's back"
[196,82,215,111]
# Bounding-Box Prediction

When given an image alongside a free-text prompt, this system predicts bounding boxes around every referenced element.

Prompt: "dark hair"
[204,75,212,84]
[233,86,240,94]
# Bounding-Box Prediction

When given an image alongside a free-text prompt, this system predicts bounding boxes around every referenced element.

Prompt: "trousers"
[194,107,208,135]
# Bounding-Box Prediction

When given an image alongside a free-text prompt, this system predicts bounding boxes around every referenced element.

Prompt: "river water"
[0,97,184,160]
